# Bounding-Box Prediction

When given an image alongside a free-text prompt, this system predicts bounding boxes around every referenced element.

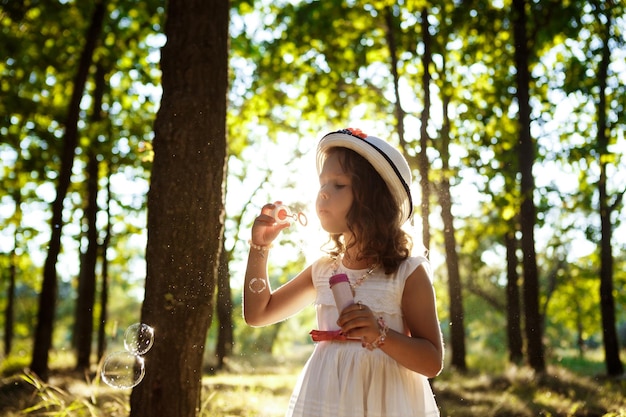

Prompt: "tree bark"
[30,0,106,380]
[129,0,229,415]
[512,0,545,373]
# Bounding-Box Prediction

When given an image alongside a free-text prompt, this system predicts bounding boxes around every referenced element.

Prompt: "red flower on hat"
[344,127,367,139]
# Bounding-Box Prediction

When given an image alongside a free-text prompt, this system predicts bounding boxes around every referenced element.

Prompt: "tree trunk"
[5,244,17,356]
[438,91,467,371]
[75,63,105,371]
[30,0,106,380]
[74,149,99,370]
[418,7,432,250]
[4,185,21,356]
[512,0,545,373]
[97,170,112,362]
[214,238,233,370]
[595,2,624,376]
[383,7,406,151]
[505,229,523,363]
[129,0,229,415]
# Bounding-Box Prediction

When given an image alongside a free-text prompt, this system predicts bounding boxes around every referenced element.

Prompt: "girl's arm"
[243,252,315,327]
[337,264,444,378]
[242,203,316,327]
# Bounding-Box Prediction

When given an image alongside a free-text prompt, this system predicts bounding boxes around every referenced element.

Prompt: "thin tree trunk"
[5,241,17,356]
[438,90,467,371]
[384,7,406,150]
[97,169,112,362]
[505,229,523,363]
[129,0,229,415]
[418,7,432,250]
[384,6,430,253]
[215,238,233,370]
[4,183,21,356]
[594,1,624,376]
[74,149,99,370]
[512,0,545,373]
[75,63,105,371]
[30,0,106,380]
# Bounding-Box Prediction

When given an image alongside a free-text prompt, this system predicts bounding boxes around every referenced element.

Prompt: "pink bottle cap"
[329,273,349,287]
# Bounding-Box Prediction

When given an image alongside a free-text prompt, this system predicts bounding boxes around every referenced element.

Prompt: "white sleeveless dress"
[286,256,440,417]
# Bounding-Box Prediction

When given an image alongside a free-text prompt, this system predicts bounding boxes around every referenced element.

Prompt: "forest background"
[0,0,625,416]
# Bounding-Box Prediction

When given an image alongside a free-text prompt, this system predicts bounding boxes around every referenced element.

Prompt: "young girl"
[244,128,443,417]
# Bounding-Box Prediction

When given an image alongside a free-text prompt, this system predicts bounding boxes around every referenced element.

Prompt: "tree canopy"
[0,0,625,406]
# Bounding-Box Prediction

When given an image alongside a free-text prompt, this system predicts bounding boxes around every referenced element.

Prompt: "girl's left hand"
[336,302,381,344]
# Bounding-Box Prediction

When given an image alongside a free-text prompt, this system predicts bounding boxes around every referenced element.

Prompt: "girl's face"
[316,151,353,235]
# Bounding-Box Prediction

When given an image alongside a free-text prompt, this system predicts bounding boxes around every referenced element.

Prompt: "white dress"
[286,256,440,417]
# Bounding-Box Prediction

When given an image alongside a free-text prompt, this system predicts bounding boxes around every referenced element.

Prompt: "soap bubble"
[101,350,145,389]
[124,323,155,355]
[101,322,154,389]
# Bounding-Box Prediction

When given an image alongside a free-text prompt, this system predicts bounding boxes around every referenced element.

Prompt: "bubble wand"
[271,203,308,226]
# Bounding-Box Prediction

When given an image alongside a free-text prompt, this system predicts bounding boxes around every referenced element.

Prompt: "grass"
[434,365,626,416]
[1,347,625,417]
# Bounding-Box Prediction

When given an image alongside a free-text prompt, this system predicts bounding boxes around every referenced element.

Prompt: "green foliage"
[0,0,625,401]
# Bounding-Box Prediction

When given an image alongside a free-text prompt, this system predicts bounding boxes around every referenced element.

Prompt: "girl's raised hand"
[250,202,291,247]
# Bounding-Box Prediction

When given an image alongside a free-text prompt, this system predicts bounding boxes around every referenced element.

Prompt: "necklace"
[331,256,378,290]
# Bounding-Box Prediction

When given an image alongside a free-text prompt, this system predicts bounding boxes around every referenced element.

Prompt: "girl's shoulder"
[311,255,335,271]
[311,255,336,283]
[396,255,432,282]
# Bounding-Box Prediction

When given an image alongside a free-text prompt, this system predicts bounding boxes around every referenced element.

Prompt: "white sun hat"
[316,128,413,223]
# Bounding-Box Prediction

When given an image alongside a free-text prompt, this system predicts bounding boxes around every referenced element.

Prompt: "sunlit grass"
[201,373,297,417]
[198,349,306,416]
[1,346,625,417]
[434,363,626,417]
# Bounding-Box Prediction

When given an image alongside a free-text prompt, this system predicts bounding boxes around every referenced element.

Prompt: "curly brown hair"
[324,147,413,274]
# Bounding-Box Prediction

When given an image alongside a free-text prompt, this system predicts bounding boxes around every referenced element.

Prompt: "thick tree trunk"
[512,0,545,373]
[30,0,106,380]
[129,0,229,416]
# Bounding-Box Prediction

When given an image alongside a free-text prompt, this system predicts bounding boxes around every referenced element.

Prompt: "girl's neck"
[342,249,375,270]
[340,233,375,269]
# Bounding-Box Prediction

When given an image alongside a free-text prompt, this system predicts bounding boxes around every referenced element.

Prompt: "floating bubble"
[101,323,155,389]
[101,350,145,389]
[124,323,155,356]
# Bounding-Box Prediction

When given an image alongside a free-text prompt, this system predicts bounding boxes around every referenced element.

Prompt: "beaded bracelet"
[248,240,272,258]
[363,317,389,351]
